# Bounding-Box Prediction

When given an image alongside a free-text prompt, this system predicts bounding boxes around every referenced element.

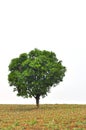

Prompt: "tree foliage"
[8,49,66,107]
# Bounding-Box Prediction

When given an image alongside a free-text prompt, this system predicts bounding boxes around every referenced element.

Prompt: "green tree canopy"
[8,49,66,107]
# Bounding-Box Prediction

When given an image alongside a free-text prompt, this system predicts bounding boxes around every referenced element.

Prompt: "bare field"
[0,104,86,130]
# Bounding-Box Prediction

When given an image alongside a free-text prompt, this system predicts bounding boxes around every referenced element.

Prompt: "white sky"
[0,0,86,104]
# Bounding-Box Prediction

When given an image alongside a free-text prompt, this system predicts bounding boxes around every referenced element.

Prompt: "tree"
[8,48,66,108]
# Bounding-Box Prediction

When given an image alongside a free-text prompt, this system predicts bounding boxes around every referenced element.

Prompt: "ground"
[0,104,86,130]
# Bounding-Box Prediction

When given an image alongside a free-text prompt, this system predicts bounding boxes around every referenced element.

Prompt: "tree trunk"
[35,95,40,108]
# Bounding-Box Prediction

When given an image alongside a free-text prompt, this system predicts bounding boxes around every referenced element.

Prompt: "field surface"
[0,104,86,130]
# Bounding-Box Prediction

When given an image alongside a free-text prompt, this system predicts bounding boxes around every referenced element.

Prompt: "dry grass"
[0,104,86,130]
